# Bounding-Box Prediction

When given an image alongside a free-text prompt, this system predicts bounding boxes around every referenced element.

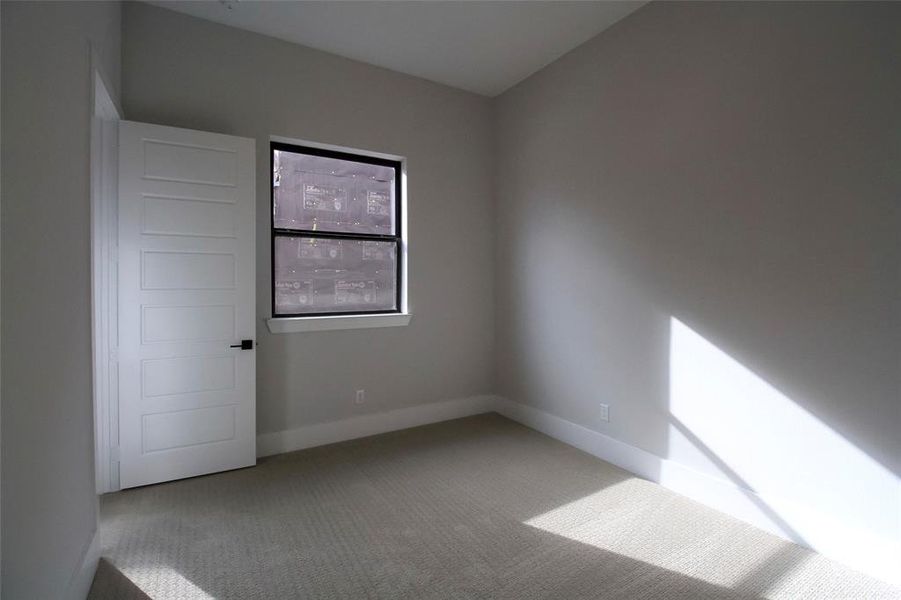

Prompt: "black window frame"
[270,141,404,319]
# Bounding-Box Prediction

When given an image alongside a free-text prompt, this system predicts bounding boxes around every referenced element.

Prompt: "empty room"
[1,1,899,598]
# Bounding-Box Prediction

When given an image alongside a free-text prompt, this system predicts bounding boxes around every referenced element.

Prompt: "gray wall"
[496,0,899,556]
[1,1,121,598]
[122,3,495,435]
[2,0,898,592]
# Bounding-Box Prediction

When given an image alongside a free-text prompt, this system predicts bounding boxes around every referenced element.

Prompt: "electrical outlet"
[355,389,366,405]
[599,404,610,422]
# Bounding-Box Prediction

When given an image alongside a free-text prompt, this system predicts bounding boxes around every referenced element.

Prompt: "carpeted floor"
[93,413,899,599]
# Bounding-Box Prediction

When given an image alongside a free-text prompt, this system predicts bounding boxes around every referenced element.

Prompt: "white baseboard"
[253,394,897,584]
[67,527,100,600]
[256,395,498,458]
[494,396,900,586]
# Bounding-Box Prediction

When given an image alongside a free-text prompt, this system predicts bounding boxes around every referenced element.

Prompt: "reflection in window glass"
[274,237,397,315]
[271,142,403,318]
[273,149,395,235]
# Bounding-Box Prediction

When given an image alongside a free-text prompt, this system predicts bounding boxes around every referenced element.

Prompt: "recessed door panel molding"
[143,138,238,187]
[119,120,255,489]
[142,250,236,290]
[142,304,235,344]
[143,195,238,238]
[142,404,237,453]
[141,355,236,398]
[138,180,238,203]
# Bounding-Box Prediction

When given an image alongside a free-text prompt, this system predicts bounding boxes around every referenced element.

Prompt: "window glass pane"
[273,149,396,235]
[274,236,397,315]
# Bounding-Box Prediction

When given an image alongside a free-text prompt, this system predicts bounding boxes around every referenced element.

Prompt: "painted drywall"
[1,1,121,598]
[142,1,646,97]
[121,3,495,436]
[495,0,900,580]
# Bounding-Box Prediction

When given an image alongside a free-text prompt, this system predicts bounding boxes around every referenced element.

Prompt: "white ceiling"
[144,1,647,97]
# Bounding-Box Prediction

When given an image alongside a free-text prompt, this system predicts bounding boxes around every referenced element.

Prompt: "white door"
[118,121,256,488]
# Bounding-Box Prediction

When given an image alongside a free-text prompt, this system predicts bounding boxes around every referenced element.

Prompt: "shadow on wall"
[665,317,900,583]
[495,0,901,485]
[496,203,899,581]
[491,0,901,587]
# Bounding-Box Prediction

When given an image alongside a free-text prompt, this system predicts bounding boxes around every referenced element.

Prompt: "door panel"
[118,121,255,489]
[142,304,235,343]
[142,196,237,238]
[141,250,236,290]
[142,404,237,453]
[143,139,238,186]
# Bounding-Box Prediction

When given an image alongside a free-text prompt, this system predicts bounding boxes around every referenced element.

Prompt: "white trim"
[495,398,663,480]
[256,394,497,457]
[399,156,409,315]
[90,53,121,494]
[494,397,901,586]
[267,312,411,333]
[65,527,100,600]
[269,135,405,163]
[267,134,410,323]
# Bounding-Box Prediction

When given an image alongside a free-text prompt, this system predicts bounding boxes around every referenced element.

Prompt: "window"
[270,141,403,319]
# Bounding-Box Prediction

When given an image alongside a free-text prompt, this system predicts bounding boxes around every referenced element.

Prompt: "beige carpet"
[88,558,152,600]
[94,414,899,599]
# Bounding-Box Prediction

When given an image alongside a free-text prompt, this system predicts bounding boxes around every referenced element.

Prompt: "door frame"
[91,54,121,494]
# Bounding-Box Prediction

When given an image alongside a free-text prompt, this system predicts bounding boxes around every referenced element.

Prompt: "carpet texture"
[88,558,152,600]
[95,413,899,599]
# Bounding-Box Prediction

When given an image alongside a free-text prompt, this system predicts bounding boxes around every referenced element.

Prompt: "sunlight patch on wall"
[667,317,900,583]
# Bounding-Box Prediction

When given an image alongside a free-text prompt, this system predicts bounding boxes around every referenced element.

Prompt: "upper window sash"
[272,142,401,237]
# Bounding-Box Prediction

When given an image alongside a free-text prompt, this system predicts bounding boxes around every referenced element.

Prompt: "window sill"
[266,313,411,333]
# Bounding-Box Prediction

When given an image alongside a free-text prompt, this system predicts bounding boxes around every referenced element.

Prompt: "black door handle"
[230,339,254,350]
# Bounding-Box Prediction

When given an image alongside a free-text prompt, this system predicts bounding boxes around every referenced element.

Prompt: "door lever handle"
[230,339,254,350]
